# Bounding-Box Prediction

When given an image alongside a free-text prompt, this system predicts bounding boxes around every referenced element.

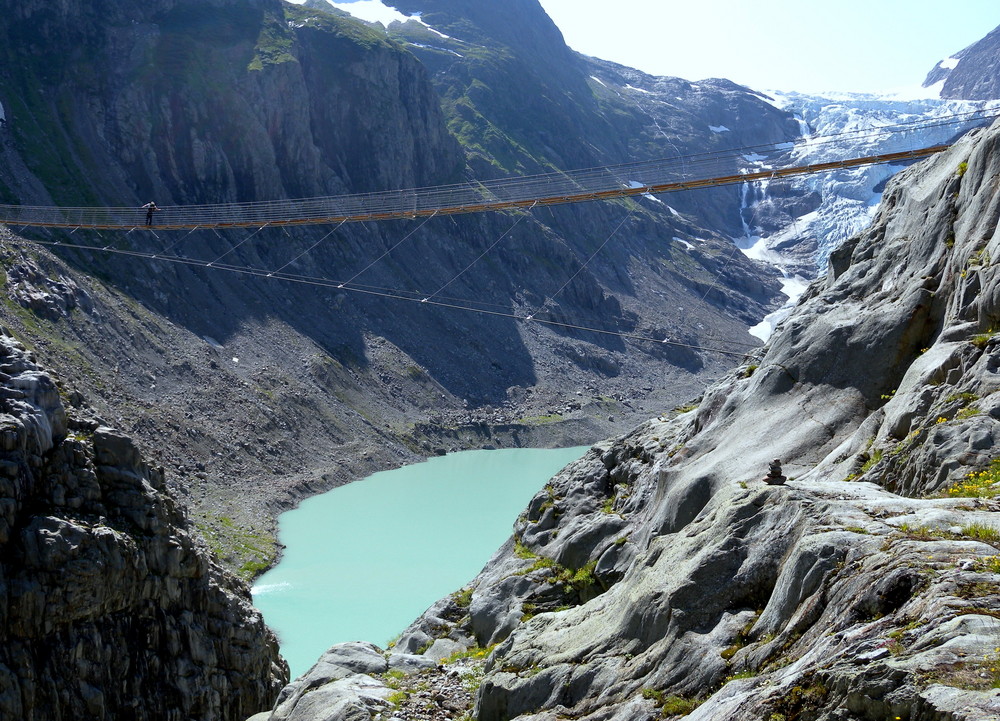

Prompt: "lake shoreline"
[252,446,590,677]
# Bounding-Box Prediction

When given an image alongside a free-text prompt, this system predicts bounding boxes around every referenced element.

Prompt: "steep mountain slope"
[261,115,1000,721]
[925,23,1000,100]
[379,0,799,230]
[0,0,792,569]
[0,333,286,720]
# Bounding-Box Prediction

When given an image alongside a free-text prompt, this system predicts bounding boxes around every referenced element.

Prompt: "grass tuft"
[944,460,1000,498]
[962,523,1000,542]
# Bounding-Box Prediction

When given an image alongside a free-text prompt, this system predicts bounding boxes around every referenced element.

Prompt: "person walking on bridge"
[142,201,159,226]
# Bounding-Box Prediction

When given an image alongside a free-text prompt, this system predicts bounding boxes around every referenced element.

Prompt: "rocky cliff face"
[0,332,287,719]
[925,23,1000,100]
[0,0,463,205]
[262,117,1000,721]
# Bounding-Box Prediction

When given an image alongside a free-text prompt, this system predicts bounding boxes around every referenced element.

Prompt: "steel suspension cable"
[422,210,526,303]
[338,211,437,289]
[14,234,749,357]
[2,107,996,231]
[267,220,346,277]
[527,210,632,320]
[207,224,269,266]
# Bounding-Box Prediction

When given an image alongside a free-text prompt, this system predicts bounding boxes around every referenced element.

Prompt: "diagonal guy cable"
[153,225,200,258]
[543,209,633,308]
[338,211,437,289]
[206,224,269,266]
[422,210,527,303]
[267,220,346,277]
[26,233,750,357]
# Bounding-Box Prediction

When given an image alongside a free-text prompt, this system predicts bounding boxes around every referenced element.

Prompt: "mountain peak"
[923,22,1000,99]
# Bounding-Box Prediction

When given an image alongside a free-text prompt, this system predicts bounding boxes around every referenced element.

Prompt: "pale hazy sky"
[535,0,1000,94]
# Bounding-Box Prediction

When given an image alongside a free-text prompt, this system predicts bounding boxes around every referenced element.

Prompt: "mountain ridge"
[924,22,1000,100]
[0,331,288,721]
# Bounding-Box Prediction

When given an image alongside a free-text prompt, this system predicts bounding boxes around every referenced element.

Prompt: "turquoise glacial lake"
[252,446,589,678]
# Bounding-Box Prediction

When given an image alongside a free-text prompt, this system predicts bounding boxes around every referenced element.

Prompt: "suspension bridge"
[2,109,997,358]
[0,146,953,230]
[1,107,994,231]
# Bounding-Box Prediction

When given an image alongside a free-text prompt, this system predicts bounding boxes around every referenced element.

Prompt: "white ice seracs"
[738,90,1000,340]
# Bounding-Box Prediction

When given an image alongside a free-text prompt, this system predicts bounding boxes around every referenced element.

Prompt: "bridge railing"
[1,108,997,230]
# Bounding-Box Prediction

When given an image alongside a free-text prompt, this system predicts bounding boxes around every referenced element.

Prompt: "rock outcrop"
[260,117,1000,721]
[925,23,1000,100]
[0,333,288,720]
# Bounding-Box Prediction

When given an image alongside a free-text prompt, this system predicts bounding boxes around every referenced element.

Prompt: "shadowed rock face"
[0,335,288,720]
[262,120,1000,721]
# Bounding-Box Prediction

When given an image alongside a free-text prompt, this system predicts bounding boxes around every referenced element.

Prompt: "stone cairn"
[763,458,787,485]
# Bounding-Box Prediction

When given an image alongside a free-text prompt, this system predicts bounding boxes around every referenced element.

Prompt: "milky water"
[252,446,590,678]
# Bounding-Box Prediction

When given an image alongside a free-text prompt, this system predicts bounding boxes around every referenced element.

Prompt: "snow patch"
[590,75,607,88]
[742,152,767,163]
[327,1,412,25]
[709,125,730,133]
[939,57,960,71]
[749,275,810,342]
[410,43,462,57]
[417,22,452,40]
[625,84,652,95]
[627,180,664,204]
[324,1,452,38]
[672,237,694,251]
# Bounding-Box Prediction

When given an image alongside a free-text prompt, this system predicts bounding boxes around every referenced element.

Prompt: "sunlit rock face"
[925,23,1000,101]
[265,116,1000,721]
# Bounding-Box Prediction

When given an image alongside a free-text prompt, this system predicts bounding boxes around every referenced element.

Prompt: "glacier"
[738,89,1000,339]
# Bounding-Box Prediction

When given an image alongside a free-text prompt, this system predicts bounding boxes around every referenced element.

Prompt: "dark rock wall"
[0,334,287,720]
[0,0,464,207]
